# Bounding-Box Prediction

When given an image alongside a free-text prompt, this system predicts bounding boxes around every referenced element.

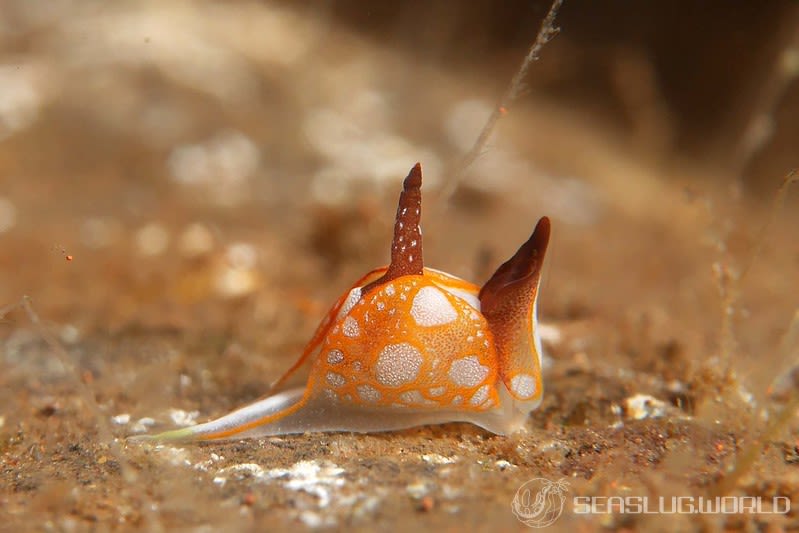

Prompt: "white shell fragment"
[623,394,668,420]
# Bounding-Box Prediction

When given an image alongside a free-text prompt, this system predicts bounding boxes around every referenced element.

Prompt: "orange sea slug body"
[146,163,550,441]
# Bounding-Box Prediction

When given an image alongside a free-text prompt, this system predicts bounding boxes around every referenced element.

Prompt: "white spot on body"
[337,287,362,319]
[326,372,346,388]
[343,316,360,338]
[399,390,434,405]
[357,384,381,402]
[327,349,344,365]
[376,301,385,311]
[470,385,490,406]
[428,386,446,396]
[448,356,489,387]
[410,286,458,327]
[438,285,481,311]
[510,374,538,399]
[323,389,338,401]
[384,284,395,296]
[375,343,423,387]
[452,395,463,406]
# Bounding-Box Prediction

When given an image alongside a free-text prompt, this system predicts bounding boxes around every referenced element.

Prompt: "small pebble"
[406,481,430,499]
[111,414,131,425]
[418,495,435,512]
[495,459,515,471]
[624,394,667,420]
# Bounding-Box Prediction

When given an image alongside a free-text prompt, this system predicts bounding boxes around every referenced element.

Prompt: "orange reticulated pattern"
[309,271,500,411]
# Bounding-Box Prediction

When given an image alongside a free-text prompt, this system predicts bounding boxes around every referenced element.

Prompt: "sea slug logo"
[511,478,570,528]
[510,479,790,527]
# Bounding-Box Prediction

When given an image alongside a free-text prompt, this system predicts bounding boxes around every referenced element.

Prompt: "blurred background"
[323,0,799,190]
[1,2,798,529]
[0,0,797,362]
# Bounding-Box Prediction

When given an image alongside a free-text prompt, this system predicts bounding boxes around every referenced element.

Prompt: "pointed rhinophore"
[363,163,424,294]
[479,217,550,401]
